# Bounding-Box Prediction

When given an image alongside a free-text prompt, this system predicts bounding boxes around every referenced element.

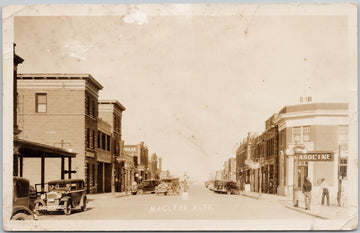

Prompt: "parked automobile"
[34,179,87,215]
[155,182,170,195]
[133,179,160,195]
[213,181,240,195]
[156,178,180,195]
[11,177,36,220]
[211,180,222,192]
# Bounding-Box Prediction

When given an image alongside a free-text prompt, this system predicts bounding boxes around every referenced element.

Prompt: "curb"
[240,192,260,200]
[279,200,329,220]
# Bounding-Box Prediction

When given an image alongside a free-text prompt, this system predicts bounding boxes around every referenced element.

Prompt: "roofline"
[98,100,126,111]
[17,73,103,90]
[278,102,349,114]
[14,138,77,157]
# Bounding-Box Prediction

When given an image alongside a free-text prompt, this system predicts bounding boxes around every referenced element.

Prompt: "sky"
[14,10,350,181]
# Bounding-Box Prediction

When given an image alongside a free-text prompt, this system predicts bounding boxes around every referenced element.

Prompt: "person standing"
[337,176,345,207]
[302,176,312,210]
[320,178,330,206]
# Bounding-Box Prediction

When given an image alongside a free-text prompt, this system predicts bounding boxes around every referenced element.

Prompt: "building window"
[85,96,90,115]
[338,125,348,142]
[92,100,96,118]
[339,158,348,178]
[92,164,95,186]
[86,128,90,149]
[293,126,311,143]
[101,133,106,150]
[36,93,47,113]
[303,126,311,142]
[107,135,111,151]
[293,127,301,143]
[97,132,101,148]
[92,130,96,149]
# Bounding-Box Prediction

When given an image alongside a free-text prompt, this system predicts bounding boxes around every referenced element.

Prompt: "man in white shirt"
[320,178,330,206]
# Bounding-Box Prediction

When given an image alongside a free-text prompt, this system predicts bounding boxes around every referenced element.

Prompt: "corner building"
[17,74,103,193]
[274,102,349,202]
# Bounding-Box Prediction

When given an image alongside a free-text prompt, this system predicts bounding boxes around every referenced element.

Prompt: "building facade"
[17,73,103,193]
[235,101,350,202]
[149,153,161,179]
[98,100,126,192]
[274,102,349,202]
[124,142,149,183]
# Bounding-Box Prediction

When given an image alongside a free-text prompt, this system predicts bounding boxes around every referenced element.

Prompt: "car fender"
[34,199,46,206]
[11,206,35,219]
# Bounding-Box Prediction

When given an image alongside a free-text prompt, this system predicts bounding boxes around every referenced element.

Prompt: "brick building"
[236,101,350,201]
[17,73,103,193]
[98,100,126,192]
[124,142,149,183]
[274,102,349,202]
[149,153,161,179]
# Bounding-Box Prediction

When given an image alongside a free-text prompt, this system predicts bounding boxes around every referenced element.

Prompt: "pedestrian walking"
[302,176,312,210]
[320,178,330,206]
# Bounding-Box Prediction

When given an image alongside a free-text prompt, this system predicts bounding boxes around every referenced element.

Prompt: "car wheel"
[11,212,34,220]
[64,201,72,215]
[137,189,144,195]
[34,202,43,216]
[81,197,87,211]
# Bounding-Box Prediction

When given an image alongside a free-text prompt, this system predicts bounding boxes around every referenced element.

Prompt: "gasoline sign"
[296,152,334,161]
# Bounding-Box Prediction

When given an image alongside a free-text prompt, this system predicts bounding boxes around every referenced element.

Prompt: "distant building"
[98,100,126,192]
[124,142,149,183]
[149,153,160,179]
[120,140,135,191]
[228,157,236,181]
[160,170,170,180]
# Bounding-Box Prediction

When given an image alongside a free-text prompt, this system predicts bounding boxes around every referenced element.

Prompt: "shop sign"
[295,151,333,161]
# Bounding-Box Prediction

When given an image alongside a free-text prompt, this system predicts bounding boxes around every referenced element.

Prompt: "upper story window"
[36,93,47,113]
[85,96,90,115]
[338,125,348,142]
[293,126,311,143]
[303,126,311,142]
[293,127,301,143]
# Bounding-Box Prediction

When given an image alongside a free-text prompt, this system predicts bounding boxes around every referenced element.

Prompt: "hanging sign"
[295,151,334,161]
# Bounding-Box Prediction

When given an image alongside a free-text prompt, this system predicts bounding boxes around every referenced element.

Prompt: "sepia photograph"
[2,3,358,231]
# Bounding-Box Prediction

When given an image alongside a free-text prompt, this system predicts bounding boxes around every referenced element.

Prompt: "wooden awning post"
[68,157,72,179]
[61,156,65,179]
[41,152,45,191]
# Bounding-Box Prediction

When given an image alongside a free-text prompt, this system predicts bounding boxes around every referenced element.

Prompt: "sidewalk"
[241,191,358,221]
[87,191,130,199]
[280,199,358,220]
[241,191,288,201]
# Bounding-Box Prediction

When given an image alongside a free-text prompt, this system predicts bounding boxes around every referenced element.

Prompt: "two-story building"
[274,101,349,202]
[17,74,103,193]
[98,100,126,192]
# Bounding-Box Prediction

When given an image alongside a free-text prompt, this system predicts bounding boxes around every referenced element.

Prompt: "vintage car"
[156,178,180,195]
[34,179,87,215]
[11,177,37,220]
[213,181,240,195]
[155,182,171,195]
[133,179,160,195]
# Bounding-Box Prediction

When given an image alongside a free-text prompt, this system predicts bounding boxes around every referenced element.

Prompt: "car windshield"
[48,183,69,191]
[227,182,238,188]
